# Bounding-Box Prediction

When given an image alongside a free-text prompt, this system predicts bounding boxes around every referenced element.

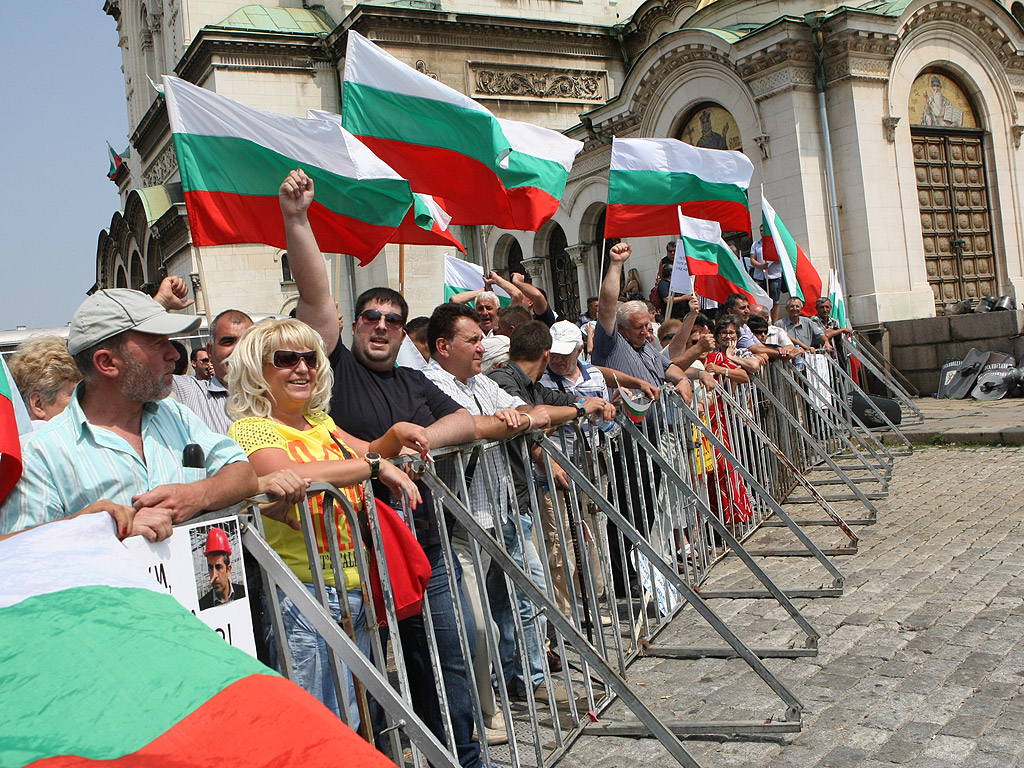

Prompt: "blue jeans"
[396,543,481,768]
[268,583,370,729]
[486,513,547,689]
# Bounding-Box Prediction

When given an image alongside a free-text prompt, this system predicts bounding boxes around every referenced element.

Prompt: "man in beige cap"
[0,288,262,540]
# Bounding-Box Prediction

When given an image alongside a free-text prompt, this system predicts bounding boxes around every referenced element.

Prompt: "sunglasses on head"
[358,308,404,330]
[272,350,318,369]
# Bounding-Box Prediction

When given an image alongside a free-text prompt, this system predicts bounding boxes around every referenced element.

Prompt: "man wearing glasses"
[278,170,483,768]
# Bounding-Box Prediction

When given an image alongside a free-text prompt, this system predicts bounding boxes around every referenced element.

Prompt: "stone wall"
[884,310,1024,395]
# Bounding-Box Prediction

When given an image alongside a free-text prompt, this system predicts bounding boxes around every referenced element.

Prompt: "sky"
[0,4,128,331]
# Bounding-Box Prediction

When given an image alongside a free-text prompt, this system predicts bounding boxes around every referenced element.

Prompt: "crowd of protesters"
[0,169,851,763]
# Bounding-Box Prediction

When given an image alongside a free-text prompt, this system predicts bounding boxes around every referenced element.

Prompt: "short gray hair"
[616,300,649,328]
[475,291,499,309]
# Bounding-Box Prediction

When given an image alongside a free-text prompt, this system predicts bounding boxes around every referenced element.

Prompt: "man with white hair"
[592,243,693,403]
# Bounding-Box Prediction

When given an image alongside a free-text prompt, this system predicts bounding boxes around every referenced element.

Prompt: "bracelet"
[522,412,534,430]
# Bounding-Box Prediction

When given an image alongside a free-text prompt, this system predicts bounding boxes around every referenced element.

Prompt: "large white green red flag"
[677,209,772,310]
[0,514,395,767]
[163,75,459,265]
[761,190,822,315]
[606,137,753,238]
[341,31,583,231]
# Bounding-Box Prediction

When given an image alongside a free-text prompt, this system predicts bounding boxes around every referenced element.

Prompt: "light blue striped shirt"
[0,384,247,534]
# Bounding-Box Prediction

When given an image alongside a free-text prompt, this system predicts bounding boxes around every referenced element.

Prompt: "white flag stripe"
[0,514,158,611]
[610,137,754,188]
[443,256,512,299]
[164,76,402,181]
[414,193,452,231]
[677,211,725,244]
[497,118,583,172]
[345,31,490,115]
[760,190,800,297]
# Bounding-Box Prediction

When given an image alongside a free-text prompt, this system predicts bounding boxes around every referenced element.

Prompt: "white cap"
[549,321,583,355]
[68,289,201,355]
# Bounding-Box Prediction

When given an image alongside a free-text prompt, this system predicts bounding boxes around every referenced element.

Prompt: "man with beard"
[0,289,259,540]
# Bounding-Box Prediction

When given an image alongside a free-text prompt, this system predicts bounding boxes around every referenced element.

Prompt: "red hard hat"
[204,527,232,557]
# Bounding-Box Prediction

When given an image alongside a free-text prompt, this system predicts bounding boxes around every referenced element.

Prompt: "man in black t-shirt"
[279,170,482,768]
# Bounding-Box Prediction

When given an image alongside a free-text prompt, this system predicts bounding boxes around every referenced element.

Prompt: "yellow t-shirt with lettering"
[229,412,365,590]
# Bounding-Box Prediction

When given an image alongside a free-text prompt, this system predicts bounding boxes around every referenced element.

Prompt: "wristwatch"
[364,452,381,480]
[574,397,587,419]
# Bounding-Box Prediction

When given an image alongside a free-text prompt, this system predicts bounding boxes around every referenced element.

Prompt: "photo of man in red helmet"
[198,526,246,610]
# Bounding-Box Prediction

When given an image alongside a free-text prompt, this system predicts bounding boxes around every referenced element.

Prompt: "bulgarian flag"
[310,110,464,253]
[761,191,822,315]
[443,255,512,306]
[106,142,128,180]
[163,74,452,265]
[341,31,583,231]
[611,373,654,423]
[0,514,395,767]
[677,209,772,310]
[606,137,753,239]
[0,358,22,503]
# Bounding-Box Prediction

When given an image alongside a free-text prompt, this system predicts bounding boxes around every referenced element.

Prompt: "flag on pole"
[0,358,22,504]
[828,269,847,328]
[443,255,512,306]
[341,31,583,230]
[761,191,822,315]
[163,75,448,265]
[676,209,772,310]
[106,142,128,180]
[0,514,396,767]
[310,110,464,253]
[606,137,754,239]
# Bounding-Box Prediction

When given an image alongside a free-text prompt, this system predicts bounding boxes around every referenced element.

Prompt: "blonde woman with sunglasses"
[225,317,424,727]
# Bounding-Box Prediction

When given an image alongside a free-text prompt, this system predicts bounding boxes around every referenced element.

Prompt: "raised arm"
[511,273,547,315]
[448,288,484,305]
[485,272,524,305]
[279,170,341,355]
[598,243,630,336]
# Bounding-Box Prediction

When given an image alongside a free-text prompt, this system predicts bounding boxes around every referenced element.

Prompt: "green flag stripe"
[343,83,568,197]
[608,169,749,207]
[2,586,269,765]
[679,235,723,266]
[0,365,11,401]
[174,133,411,228]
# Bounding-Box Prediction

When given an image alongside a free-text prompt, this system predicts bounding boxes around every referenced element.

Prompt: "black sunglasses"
[358,308,404,330]
[272,350,318,369]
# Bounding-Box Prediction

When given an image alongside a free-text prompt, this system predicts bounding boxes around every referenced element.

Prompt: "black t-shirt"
[328,341,463,546]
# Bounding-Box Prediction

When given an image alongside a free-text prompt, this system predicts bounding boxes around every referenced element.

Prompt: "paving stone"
[558,448,1024,768]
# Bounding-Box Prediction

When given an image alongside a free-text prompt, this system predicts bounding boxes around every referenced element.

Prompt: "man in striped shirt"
[0,289,259,540]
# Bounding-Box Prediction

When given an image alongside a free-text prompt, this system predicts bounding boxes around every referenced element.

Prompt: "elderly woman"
[711,315,761,376]
[225,318,423,726]
[7,335,82,429]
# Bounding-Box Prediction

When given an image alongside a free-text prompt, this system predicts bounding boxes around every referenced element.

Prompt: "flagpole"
[398,244,406,296]
[192,245,215,334]
[665,294,675,319]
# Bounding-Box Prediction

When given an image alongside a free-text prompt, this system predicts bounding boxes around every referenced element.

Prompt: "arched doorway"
[543,223,579,320]
[909,71,996,309]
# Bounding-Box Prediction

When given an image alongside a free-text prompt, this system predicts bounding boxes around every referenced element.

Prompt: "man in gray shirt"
[778,296,826,352]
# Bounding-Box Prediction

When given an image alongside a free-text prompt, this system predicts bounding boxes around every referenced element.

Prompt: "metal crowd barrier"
[233,347,917,768]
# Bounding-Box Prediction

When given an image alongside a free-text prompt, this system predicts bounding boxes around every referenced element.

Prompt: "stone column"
[565,243,591,310]
[521,256,549,295]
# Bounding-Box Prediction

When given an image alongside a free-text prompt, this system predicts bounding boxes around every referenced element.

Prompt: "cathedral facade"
[98,0,1024,327]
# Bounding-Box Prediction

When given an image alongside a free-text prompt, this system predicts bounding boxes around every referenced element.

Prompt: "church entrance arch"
[541,222,579,320]
[909,71,996,309]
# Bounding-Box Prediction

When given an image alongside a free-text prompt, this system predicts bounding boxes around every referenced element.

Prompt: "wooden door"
[913,132,996,308]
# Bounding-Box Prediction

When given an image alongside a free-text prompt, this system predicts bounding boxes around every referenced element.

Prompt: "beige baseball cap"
[67,289,201,355]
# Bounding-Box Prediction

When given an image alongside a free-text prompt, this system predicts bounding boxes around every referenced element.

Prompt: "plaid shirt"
[423,361,525,529]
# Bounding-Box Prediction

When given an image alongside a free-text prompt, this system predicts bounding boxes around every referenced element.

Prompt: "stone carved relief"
[564,244,589,266]
[416,60,438,80]
[142,143,178,187]
[1013,125,1024,149]
[474,67,605,102]
[902,3,1016,67]
[883,116,901,143]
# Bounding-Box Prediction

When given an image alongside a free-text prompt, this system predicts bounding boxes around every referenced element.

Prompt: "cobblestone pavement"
[558,446,1024,768]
